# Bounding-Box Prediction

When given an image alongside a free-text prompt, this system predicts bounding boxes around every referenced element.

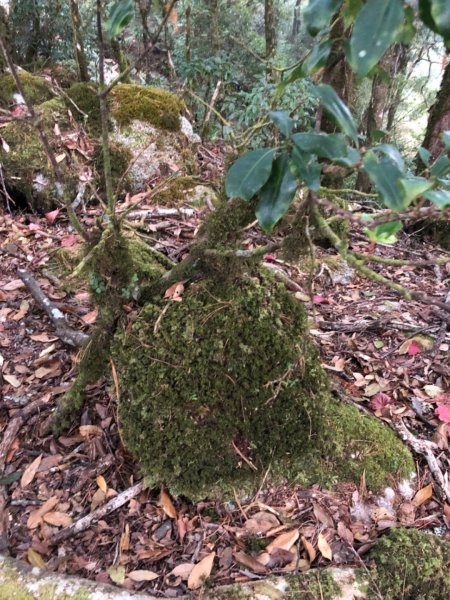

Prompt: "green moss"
[371,528,450,599]
[0,71,53,108]
[110,84,183,130]
[65,82,101,133]
[0,97,74,211]
[153,176,197,206]
[93,142,133,191]
[112,271,413,499]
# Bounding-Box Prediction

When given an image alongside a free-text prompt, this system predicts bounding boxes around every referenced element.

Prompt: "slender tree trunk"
[420,56,450,162]
[290,0,301,41]
[136,0,151,47]
[111,38,131,83]
[210,0,219,55]
[185,4,191,63]
[24,0,40,64]
[385,44,409,132]
[0,3,9,74]
[69,0,90,82]
[264,0,276,80]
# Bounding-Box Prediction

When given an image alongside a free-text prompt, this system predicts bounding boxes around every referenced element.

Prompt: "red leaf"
[28,223,40,232]
[44,209,60,224]
[407,341,421,356]
[369,392,392,411]
[435,405,450,423]
[61,234,79,247]
[313,294,328,304]
[264,254,277,262]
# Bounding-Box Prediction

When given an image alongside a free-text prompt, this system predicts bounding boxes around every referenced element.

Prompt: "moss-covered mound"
[110,84,183,130]
[0,97,75,211]
[65,82,101,133]
[0,71,53,108]
[371,528,450,599]
[112,273,413,498]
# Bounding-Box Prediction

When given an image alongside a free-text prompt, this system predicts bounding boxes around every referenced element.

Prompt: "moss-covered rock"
[0,97,75,211]
[371,528,450,599]
[65,82,101,133]
[110,84,183,130]
[0,71,53,108]
[152,176,219,207]
[112,272,413,499]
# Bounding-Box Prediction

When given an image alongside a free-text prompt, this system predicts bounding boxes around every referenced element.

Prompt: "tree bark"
[69,0,90,82]
[185,4,191,63]
[264,0,276,80]
[290,0,301,41]
[420,55,450,162]
[210,0,219,55]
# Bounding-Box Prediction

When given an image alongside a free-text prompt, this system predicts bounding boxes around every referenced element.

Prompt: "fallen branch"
[47,480,145,546]
[17,268,89,348]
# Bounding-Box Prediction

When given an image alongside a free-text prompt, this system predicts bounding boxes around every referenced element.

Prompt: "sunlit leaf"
[398,177,433,204]
[412,483,433,507]
[106,0,134,40]
[314,84,359,143]
[225,148,276,201]
[256,154,298,233]
[290,147,321,191]
[269,111,295,138]
[418,147,431,167]
[348,0,404,78]
[317,533,333,560]
[187,552,215,590]
[365,221,403,244]
[303,0,343,36]
[108,565,126,584]
[431,154,450,178]
[375,144,405,171]
[423,189,450,208]
[343,0,363,28]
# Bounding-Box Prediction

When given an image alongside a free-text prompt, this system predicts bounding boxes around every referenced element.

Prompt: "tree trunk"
[385,43,409,132]
[0,3,9,74]
[136,0,151,48]
[69,0,90,82]
[111,37,131,83]
[210,0,219,55]
[290,0,301,41]
[185,4,191,63]
[23,0,40,64]
[264,0,276,80]
[420,55,450,162]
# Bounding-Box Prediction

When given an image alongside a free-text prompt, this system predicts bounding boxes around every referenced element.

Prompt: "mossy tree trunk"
[0,5,9,74]
[69,0,90,82]
[264,0,276,81]
[209,0,220,56]
[420,56,450,162]
[289,0,301,42]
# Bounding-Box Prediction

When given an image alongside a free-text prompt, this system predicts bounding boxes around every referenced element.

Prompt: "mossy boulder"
[0,97,76,211]
[152,176,219,207]
[0,71,53,108]
[370,528,450,599]
[112,273,413,499]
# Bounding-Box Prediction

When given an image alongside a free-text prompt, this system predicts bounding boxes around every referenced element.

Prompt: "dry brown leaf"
[27,548,46,569]
[266,528,299,553]
[43,511,73,527]
[412,483,433,507]
[337,521,354,545]
[233,551,267,574]
[21,454,42,488]
[164,281,185,302]
[443,503,450,528]
[244,511,279,535]
[91,488,106,511]
[27,496,59,529]
[30,333,58,342]
[96,475,108,494]
[128,570,159,582]
[160,488,177,519]
[120,523,130,552]
[256,552,270,566]
[3,374,21,388]
[301,535,316,563]
[79,425,102,438]
[2,279,25,291]
[433,423,449,450]
[170,563,195,580]
[187,552,215,590]
[312,502,334,528]
[317,533,332,561]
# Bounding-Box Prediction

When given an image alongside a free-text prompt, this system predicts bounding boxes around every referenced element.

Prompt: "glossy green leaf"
[375,144,405,170]
[362,150,408,210]
[371,129,389,143]
[302,39,333,76]
[343,0,363,28]
[420,1,450,45]
[106,0,134,39]
[399,177,434,204]
[348,0,404,78]
[290,147,321,190]
[431,154,450,178]
[396,6,417,44]
[304,0,343,36]
[269,111,295,138]
[418,147,431,167]
[442,131,450,149]
[256,154,298,233]
[225,148,276,201]
[423,189,450,208]
[365,221,403,244]
[292,132,360,166]
[314,84,359,143]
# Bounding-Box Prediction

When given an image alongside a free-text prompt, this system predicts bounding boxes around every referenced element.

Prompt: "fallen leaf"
[30,333,58,342]
[91,488,106,511]
[317,533,332,560]
[170,563,195,580]
[301,536,316,563]
[21,454,42,488]
[27,548,46,569]
[82,309,97,324]
[373,340,384,349]
[433,422,449,449]
[44,209,60,223]
[337,522,354,545]
[407,341,421,356]
[96,475,108,494]
[160,488,177,518]
[79,425,102,437]
[244,511,279,535]
[1,279,24,291]
[61,234,79,247]
[1,136,10,152]
[312,503,334,528]
[3,374,21,388]
[426,384,444,399]
[266,528,299,553]
[128,570,159,582]
[266,547,294,569]
[27,496,59,529]
[43,511,73,527]
[443,503,450,528]
[120,523,130,552]
[313,294,328,304]
[187,552,215,590]
[164,281,185,302]
[233,551,267,574]
[369,392,392,411]
[108,565,126,584]
[412,483,433,507]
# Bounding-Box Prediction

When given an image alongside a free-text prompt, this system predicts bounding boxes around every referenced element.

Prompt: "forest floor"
[0,150,450,595]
